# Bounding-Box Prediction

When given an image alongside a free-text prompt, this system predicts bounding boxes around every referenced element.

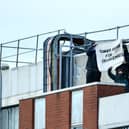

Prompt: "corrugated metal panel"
[1,106,19,129]
[2,61,43,107]
[1,109,8,129]
[99,93,129,129]
[71,90,83,126]
[35,98,45,129]
[73,53,87,86]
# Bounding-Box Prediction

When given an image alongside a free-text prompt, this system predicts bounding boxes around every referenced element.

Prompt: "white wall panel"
[2,70,11,99]
[73,53,114,88]
[11,69,18,96]
[1,106,19,129]
[73,53,87,86]
[2,62,43,107]
[71,90,83,126]
[99,93,129,129]
[1,109,8,129]
[35,98,45,129]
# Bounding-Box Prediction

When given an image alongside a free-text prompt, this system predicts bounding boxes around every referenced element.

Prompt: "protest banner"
[95,40,125,71]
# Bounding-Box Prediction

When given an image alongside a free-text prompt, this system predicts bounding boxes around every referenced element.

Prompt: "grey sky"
[0,0,129,42]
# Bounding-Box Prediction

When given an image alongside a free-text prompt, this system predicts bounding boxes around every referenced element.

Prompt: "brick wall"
[98,85,125,97]
[46,91,71,129]
[19,99,34,129]
[18,84,125,129]
[83,85,125,129]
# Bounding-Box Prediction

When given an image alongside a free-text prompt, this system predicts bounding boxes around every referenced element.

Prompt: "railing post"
[85,32,87,38]
[58,30,60,35]
[35,35,39,64]
[116,26,120,40]
[0,44,2,70]
[16,40,20,67]
[59,44,62,89]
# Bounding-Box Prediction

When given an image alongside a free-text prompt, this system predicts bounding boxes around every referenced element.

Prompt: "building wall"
[99,92,129,129]
[83,85,125,129]
[18,83,125,129]
[46,91,71,129]
[1,54,115,107]
[19,99,34,129]
[2,62,43,107]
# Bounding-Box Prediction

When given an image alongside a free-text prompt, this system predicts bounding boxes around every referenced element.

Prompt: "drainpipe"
[70,35,73,87]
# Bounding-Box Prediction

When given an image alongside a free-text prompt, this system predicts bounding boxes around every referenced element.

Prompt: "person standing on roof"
[108,64,129,92]
[86,43,101,83]
[108,41,129,92]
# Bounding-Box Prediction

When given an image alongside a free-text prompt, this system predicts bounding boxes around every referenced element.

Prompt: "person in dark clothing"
[108,64,129,92]
[86,43,101,83]
[123,44,129,92]
[123,44,129,63]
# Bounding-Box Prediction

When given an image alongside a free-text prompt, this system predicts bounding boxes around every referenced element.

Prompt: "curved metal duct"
[43,33,93,92]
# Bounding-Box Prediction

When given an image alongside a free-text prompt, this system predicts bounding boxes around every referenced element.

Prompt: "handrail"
[1,25,129,68]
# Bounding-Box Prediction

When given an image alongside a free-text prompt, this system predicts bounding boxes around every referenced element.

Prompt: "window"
[34,98,45,129]
[1,106,19,129]
[71,125,82,129]
[71,90,83,128]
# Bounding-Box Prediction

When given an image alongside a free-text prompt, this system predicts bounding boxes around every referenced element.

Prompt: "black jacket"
[86,46,99,71]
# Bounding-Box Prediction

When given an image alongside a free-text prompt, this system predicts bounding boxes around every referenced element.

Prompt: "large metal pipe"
[43,37,53,92]
[59,44,62,89]
[43,33,89,92]
[70,35,73,87]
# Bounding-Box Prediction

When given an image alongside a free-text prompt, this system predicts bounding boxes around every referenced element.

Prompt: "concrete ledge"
[29,82,125,99]
[2,82,125,107]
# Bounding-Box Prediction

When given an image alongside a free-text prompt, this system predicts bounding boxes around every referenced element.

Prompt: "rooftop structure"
[1,25,129,129]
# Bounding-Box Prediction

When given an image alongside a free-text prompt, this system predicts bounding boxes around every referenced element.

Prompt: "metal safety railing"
[1,24,129,70]
[78,24,129,40]
[0,29,65,69]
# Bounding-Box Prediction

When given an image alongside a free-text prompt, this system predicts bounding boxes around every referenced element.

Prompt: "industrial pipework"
[43,33,94,92]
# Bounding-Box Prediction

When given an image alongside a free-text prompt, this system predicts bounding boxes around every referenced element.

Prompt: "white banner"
[95,40,125,71]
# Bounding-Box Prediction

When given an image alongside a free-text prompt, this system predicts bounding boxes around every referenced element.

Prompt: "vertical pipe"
[0,44,2,70]
[58,30,60,35]
[43,39,45,92]
[84,32,87,48]
[70,35,73,87]
[116,26,119,40]
[59,45,62,89]
[16,40,20,67]
[43,38,48,92]
[85,32,87,39]
[35,35,39,64]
